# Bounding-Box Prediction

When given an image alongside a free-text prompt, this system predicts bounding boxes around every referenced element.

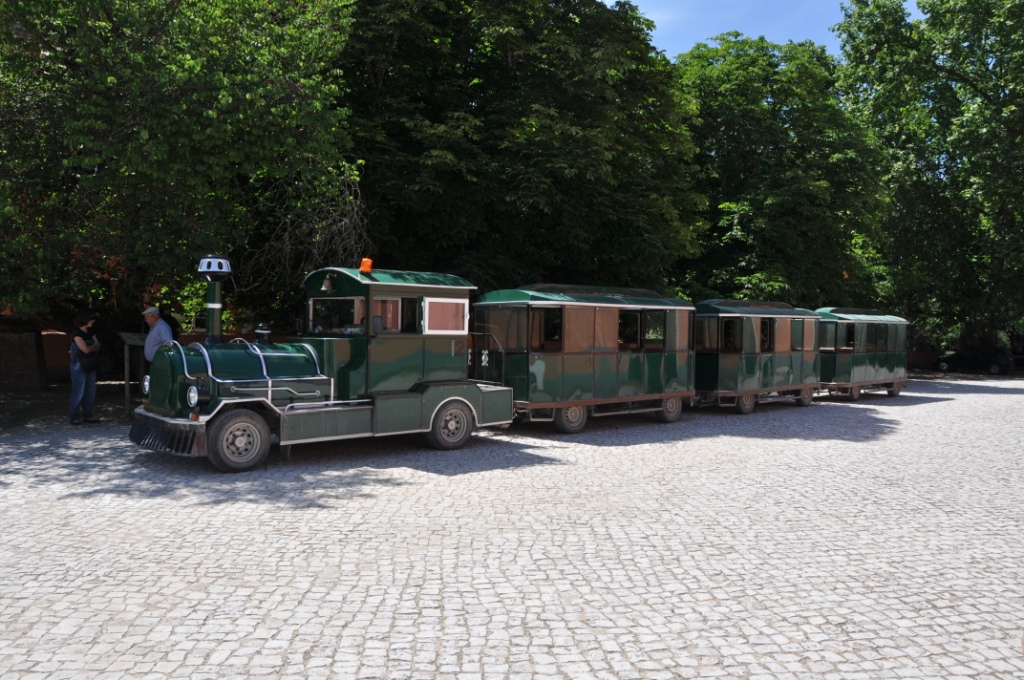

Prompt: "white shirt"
[144,318,174,361]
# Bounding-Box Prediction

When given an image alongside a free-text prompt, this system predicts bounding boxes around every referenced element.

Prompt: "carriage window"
[619,311,641,351]
[564,306,596,352]
[594,307,618,351]
[791,319,804,351]
[840,323,855,351]
[667,311,691,351]
[310,297,366,335]
[530,307,562,352]
[694,317,717,352]
[865,323,876,352]
[720,318,742,352]
[475,307,527,351]
[875,324,888,352]
[896,324,907,351]
[643,311,666,351]
[423,298,468,334]
[760,318,775,352]
[820,321,836,351]
[372,298,402,332]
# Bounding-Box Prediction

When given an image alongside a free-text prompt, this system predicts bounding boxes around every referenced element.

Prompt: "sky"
[625,0,851,57]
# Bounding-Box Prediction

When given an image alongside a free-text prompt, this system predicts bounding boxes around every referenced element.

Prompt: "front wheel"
[734,393,756,415]
[887,383,902,397]
[654,396,684,423]
[553,405,588,434]
[206,409,271,472]
[936,361,950,372]
[426,401,474,450]
[795,386,814,407]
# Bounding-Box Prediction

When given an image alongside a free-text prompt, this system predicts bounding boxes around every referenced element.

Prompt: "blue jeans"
[69,358,96,420]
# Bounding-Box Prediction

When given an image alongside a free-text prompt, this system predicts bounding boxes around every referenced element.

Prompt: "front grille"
[130,415,200,456]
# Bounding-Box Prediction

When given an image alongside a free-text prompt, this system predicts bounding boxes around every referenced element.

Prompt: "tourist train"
[130,257,908,472]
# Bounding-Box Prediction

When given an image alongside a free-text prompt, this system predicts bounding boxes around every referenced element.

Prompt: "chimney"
[197,255,232,343]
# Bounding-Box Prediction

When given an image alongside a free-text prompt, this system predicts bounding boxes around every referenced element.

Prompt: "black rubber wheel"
[937,361,950,372]
[426,401,474,450]
[795,386,814,407]
[654,396,684,423]
[553,405,588,434]
[989,363,1003,375]
[734,393,756,415]
[206,409,271,472]
[887,383,902,397]
[848,385,861,402]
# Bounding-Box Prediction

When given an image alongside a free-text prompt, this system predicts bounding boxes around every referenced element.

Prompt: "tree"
[671,33,886,309]
[838,0,1024,346]
[336,0,703,291]
[0,0,365,324]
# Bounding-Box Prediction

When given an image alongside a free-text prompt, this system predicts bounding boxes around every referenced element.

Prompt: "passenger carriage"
[815,308,908,399]
[693,300,821,414]
[471,285,696,432]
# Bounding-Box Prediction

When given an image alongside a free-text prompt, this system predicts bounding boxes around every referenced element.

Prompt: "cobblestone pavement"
[1,378,1023,679]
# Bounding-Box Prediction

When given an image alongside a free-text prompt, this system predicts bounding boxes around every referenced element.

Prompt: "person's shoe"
[83,417,102,424]
[70,418,82,425]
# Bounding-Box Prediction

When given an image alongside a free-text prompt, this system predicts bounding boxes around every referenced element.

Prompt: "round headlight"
[186,386,199,408]
[142,375,150,395]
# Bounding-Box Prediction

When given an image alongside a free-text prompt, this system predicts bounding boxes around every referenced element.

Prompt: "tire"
[848,385,861,402]
[426,400,474,450]
[654,396,684,423]
[795,386,814,407]
[887,383,902,397]
[937,361,950,372]
[989,363,1003,375]
[553,405,588,434]
[206,409,271,472]
[734,393,756,415]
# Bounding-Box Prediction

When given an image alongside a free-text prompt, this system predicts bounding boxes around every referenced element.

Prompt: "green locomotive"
[130,256,514,471]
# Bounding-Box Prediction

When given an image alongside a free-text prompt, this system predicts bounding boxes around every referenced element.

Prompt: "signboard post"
[118,332,148,418]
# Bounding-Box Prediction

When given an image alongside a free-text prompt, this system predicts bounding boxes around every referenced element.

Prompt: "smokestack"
[198,255,232,344]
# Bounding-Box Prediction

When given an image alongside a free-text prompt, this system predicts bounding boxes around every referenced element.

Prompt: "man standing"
[143,306,174,361]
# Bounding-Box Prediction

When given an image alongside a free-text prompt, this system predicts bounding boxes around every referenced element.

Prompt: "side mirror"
[372,316,383,336]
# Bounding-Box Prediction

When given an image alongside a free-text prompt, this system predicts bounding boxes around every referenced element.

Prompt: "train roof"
[695,299,820,318]
[303,266,476,297]
[475,284,695,310]
[815,307,908,323]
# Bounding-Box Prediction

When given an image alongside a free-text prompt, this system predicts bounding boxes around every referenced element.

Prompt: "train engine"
[130,256,515,471]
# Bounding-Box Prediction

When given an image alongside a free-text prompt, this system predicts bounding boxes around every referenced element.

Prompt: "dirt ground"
[0,381,144,432]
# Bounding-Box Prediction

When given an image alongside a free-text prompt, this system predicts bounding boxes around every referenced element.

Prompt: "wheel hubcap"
[224,425,258,461]
[566,406,584,427]
[442,410,465,440]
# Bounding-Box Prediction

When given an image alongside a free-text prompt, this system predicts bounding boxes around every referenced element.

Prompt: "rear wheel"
[795,386,814,407]
[937,361,950,372]
[734,393,756,415]
[426,401,474,450]
[848,385,861,402]
[553,405,588,434]
[654,396,684,423]
[887,383,902,397]
[207,409,271,472]
[989,363,1004,375]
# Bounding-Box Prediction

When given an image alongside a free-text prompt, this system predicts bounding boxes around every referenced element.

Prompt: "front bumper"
[129,407,208,457]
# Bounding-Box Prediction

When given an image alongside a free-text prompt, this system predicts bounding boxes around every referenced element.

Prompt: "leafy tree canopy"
[0,0,364,326]
[337,0,704,291]
[671,33,886,309]
[838,0,1024,346]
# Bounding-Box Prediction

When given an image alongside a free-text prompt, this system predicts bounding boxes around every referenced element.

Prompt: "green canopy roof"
[816,307,908,324]
[696,299,820,318]
[303,267,476,297]
[476,284,694,310]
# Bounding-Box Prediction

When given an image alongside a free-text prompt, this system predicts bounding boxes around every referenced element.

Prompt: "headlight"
[186,386,199,408]
[142,375,150,394]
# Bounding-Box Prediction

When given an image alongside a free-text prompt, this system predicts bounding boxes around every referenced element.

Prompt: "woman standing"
[69,310,102,425]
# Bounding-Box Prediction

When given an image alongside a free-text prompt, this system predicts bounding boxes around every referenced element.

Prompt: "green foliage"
[0,0,361,322]
[337,0,704,291]
[671,33,886,309]
[838,0,1024,345]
